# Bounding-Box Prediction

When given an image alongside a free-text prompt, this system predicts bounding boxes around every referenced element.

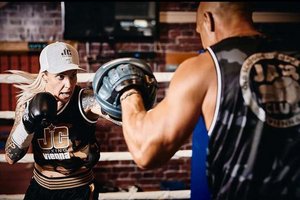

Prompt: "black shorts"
[23,178,99,200]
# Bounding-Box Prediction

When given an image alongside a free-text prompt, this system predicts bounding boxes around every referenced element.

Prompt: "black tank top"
[206,35,300,199]
[31,86,100,173]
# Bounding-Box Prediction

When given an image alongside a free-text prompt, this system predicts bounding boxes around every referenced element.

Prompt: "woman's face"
[43,70,77,104]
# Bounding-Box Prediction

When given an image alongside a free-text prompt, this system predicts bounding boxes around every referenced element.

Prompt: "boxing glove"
[22,92,57,134]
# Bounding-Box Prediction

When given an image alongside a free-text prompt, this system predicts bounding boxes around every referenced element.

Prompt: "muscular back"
[207,35,300,199]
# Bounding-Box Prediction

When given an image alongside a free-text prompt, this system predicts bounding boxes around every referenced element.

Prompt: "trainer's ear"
[204,12,215,32]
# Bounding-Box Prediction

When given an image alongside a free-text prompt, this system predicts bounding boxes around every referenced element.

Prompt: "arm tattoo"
[5,104,28,163]
[81,89,99,120]
[5,137,27,162]
[81,89,98,111]
[9,103,24,134]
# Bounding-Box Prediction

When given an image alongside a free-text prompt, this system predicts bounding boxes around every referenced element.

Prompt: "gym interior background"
[0,1,300,196]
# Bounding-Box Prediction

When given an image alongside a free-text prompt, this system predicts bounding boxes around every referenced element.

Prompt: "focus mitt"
[93,57,158,121]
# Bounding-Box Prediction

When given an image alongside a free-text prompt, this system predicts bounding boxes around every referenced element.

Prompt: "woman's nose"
[64,76,72,88]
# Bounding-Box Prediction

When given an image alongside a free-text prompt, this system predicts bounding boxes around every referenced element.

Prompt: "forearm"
[121,87,195,169]
[121,90,146,148]
[5,134,29,164]
[5,105,32,164]
[121,90,167,169]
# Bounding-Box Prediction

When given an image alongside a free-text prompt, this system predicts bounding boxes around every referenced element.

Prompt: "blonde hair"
[8,70,46,107]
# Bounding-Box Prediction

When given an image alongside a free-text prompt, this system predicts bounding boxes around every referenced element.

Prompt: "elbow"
[136,158,164,170]
[135,159,153,170]
[131,151,158,170]
[130,140,170,170]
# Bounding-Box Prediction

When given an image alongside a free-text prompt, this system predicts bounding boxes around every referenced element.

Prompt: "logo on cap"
[61,48,72,57]
[61,48,73,64]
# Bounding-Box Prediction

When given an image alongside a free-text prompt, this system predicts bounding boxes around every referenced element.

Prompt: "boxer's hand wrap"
[93,57,158,121]
[22,92,57,134]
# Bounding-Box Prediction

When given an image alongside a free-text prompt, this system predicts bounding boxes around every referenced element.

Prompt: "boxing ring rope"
[0,72,174,84]
[0,190,191,200]
[0,72,173,119]
[0,151,191,199]
[0,150,192,163]
[0,71,192,199]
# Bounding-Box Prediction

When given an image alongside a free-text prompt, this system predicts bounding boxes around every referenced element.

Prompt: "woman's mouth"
[60,92,71,99]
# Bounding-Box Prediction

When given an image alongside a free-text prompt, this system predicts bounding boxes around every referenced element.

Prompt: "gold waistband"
[33,168,94,190]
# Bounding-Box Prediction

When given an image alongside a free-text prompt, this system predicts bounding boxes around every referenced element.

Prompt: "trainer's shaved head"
[196,2,257,48]
[198,2,252,20]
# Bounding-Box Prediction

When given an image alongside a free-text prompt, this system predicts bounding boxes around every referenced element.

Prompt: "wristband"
[11,121,34,149]
[120,91,139,102]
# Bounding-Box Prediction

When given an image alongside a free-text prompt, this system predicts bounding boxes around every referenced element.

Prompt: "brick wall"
[0,2,63,41]
[0,2,202,193]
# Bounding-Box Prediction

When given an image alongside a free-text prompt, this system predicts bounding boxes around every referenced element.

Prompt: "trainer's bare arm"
[121,53,217,169]
[5,104,29,164]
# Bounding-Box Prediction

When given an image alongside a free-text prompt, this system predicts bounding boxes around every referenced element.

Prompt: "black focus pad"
[93,57,158,121]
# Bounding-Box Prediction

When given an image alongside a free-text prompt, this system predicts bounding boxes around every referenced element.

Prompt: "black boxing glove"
[22,92,57,134]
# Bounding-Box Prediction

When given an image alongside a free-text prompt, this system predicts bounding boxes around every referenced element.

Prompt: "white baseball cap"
[39,41,85,73]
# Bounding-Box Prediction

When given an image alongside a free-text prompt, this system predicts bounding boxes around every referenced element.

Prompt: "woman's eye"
[57,75,65,80]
